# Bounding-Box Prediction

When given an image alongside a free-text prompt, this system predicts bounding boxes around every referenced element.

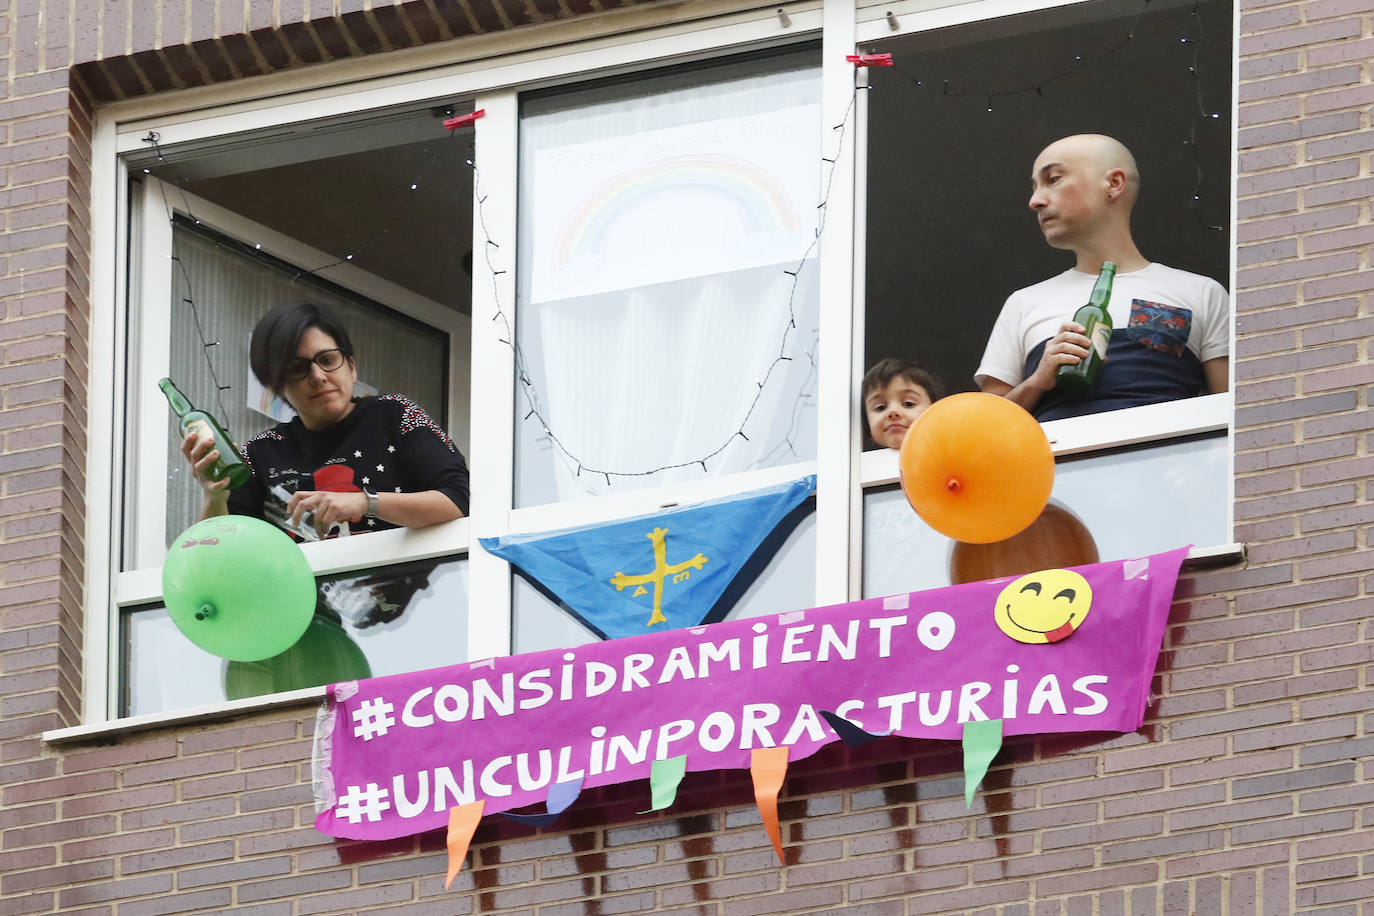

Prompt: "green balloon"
[224,612,372,700]
[162,515,316,662]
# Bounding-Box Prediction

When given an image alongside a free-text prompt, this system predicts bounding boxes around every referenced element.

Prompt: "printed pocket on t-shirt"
[1126,299,1192,357]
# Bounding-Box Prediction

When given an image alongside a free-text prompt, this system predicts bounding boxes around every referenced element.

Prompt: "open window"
[857,0,1234,596]
[117,107,475,716]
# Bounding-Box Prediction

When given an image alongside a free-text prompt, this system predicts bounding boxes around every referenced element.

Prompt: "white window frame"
[849,0,1238,560]
[124,177,471,571]
[77,0,1236,732]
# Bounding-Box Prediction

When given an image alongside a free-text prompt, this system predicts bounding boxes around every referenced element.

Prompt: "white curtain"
[515,53,822,506]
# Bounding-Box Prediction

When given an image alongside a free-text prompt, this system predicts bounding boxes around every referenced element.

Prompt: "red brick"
[1303,267,1374,301]
[1300,640,1374,670]
[1036,863,1158,895]
[1171,796,1292,831]
[1235,669,1359,705]
[1300,595,1374,626]
[62,828,176,862]
[719,887,845,916]
[61,783,175,819]
[1235,717,1357,753]
[236,870,355,904]
[1239,97,1301,126]
[2,813,115,847]
[297,884,415,915]
[1170,705,1294,740]
[905,882,1031,914]
[119,888,234,916]
[1233,763,1357,799]
[58,873,173,908]
[1238,343,1356,381]
[120,840,237,875]
[1305,176,1374,206]
[1234,623,1360,659]
[1240,64,1361,103]
[1298,779,1374,812]
[61,737,178,772]
[178,809,295,842]
[1237,191,1297,218]
[179,718,300,755]
[1235,483,1355,520]
[1234,577,1358,612]
[1298,824,1374,858]
[1041,816,1163,852]
[236,826,335,856]
[1236,810,1356,844]
[1174,750,1295,787]
[122,752,236,787]
[1304,365,1374,394]
[1236,156,1360,194]
[1098,828,1224,865]
[1295,876,1374,907]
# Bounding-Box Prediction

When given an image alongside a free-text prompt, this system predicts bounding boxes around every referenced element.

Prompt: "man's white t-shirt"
[976,263,1230,420]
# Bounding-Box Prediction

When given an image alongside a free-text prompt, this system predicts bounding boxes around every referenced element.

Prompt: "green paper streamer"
[640,755,688,814]
[962,719,1003,809]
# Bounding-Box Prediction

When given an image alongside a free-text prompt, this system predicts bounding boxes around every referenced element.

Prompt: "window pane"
[862,0,1232,418]
[511,503,817,653]
[160,222,449,548]
[514,52,822,507]
[123,557,468,717]
[863,435,1227,597]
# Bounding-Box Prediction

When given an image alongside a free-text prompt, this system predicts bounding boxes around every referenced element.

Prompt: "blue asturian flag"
[479,476,816,639]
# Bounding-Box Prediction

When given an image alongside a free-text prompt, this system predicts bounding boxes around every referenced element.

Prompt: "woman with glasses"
[182,301,469,538]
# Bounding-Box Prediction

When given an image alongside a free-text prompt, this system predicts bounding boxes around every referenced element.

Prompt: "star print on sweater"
[228,395,470,533]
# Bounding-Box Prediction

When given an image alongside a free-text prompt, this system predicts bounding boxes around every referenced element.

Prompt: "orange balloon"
[898,392,1054,544]
[948,500,1098,585]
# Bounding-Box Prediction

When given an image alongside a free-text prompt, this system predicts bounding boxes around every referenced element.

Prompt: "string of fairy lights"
[140,132,238,431]
[875,0,1225,231]
[142,0,1224,466]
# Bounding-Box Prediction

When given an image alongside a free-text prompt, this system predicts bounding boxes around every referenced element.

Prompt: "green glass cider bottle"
[1055,261,1117,396]
[159,377,252,489]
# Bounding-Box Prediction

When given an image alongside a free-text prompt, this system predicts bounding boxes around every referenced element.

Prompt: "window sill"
[861,393,1231,488]
[116,515,471,606]
[44,685,325,746]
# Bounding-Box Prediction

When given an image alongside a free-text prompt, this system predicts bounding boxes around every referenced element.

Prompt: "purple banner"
[314,548,1188,839]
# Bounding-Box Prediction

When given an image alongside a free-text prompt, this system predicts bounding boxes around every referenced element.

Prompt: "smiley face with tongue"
[994,568,1093,644]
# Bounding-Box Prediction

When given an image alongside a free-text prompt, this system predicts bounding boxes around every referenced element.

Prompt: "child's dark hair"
[861,358,946,404]
[249,301,356,396]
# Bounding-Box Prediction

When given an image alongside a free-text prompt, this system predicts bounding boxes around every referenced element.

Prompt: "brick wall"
[3,0,1374,913]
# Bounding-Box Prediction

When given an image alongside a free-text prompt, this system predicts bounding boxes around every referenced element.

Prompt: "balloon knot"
[946,477,961,492]
[195,603,216,622]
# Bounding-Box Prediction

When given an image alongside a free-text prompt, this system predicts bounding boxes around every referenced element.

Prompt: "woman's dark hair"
[249,301,355,395]
[861,357,946,405]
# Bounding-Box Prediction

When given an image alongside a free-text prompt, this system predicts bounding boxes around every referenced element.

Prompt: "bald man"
[976,135,1229,421]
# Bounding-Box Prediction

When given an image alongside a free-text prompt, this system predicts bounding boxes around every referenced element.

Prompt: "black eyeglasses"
[284,349,349,382]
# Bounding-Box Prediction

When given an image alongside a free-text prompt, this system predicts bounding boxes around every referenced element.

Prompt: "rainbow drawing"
[553,155,804,268]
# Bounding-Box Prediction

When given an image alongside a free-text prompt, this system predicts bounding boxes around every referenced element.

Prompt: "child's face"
[865,377,934,450]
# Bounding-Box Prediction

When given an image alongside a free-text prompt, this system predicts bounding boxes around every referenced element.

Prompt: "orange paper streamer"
[750,746,790,865]
[444,800,485,889]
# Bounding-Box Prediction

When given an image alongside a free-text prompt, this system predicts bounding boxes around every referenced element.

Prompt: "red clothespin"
[444,109,486,131]
[845,53,893,67]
